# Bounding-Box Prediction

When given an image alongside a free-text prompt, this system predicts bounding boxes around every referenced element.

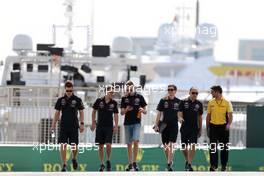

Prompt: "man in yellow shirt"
[206,85,233,171]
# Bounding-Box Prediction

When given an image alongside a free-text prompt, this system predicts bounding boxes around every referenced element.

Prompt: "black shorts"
[95,127,113,144]
[180,127,198,145]
[161,126,178,145]
[58,128,79,145]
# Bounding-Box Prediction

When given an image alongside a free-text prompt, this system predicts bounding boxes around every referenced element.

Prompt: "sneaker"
[72,159,78,170]
[185,161,188,171]
[99,164,105,172]
[125,163,133,171]
[106,160,112,171]
[61,164,67,172]
[210,166,217,171]
[221,165,227,171]
[188,164,194,171]
[132,162,139,171]
[166,163,173,171]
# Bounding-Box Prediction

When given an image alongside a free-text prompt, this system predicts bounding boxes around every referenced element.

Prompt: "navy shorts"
[161,126,178,145]
[180,127,198,145]
[58,128,79,145]
[95,127,113,144]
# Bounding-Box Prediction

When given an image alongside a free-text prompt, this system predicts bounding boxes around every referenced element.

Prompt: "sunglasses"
[168,89,175,91]
[191,92,198,95]
[66,90,73,92]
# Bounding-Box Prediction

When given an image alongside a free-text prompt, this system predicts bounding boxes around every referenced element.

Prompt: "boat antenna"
[63,0,75,52]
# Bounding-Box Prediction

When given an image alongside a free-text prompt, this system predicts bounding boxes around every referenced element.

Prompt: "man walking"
[206,85,233,171]
[178,87,203,171]
[154,84,180,171]
[121,81,147,171]
[51,81,85,172]
[90,86,119,171]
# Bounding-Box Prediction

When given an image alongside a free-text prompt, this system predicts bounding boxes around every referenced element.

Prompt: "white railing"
[0,86,253,147]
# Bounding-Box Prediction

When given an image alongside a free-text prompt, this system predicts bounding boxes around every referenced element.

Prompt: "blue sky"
[0,0,263,61]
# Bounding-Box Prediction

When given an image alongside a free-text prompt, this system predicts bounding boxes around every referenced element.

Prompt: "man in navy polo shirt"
[154,84,180,171]
[91,86,119,171]
[178,87,203,171]
[51,81,85,172]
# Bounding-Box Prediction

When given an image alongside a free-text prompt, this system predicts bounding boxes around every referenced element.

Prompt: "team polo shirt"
[179,98,203,130]
[156,97,181,128]
[55,94,84,130]
[92,97,119,127]
[121,93,147,125]
[207,97,233,125]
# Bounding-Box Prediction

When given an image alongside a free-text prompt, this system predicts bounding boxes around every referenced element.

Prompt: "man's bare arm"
[178,111,184,124]
[90,109,97,131]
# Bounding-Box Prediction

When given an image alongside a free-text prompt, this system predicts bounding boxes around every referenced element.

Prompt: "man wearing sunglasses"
[90,86,119,171]
[121,81,147,171]
[154,84,180,171]
[51,81,85,172]
[178,87,203,171]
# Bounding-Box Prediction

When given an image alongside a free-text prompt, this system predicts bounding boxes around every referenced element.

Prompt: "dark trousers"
[209,123,230,168]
